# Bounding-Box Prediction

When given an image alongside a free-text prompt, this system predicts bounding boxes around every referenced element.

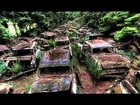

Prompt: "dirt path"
[77,62,114,94]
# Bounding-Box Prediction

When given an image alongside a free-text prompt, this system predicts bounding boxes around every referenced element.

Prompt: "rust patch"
[0,45,9,51]
[18,37,34,42]
[13,88,25,94]
[38,74,71,83]
[132,61,138,67]
[88,40,107,44]
[96,36,114,42]
[55,36,69,42]
[92,54,127,62]
[12,42,32,50]
[41,31,57,37]
[86,39,113,49]
[45,49,68,60]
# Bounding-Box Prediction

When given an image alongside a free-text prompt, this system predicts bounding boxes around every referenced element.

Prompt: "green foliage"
[137,60,140,67]
[87,58,106,80]
[80,36,88,44]
[25,84,31,93]
[70,57,78,70]
[71,42,81,58]
[79,51,87,65]
[65,12,82,21]
[70,42,81,70]
[10,61,23,74]
[101,11,129,24]
[137,79,140,93]
[114,27,138,41]
[77,86,82,94]
[48,39,56,48]
[66,29,78,39]
[0,61,7,75]
[0,16,13,42]
[7,81,16,88]
[118,50,136,60]
[77,12,106,30]
[98,11,130,32]
[124,14,140,26]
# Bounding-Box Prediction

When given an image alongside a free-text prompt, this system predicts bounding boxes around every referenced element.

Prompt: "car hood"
[91,53,131,69]
[29,74,73,93]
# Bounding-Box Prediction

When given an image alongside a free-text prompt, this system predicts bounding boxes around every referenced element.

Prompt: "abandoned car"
[29,48,77,94]
[55,36,72,56]
[0,45,12,61]
[40,31,57,40]
[84,39,131,78]
[4,41,37,70]
[55,36,70,49]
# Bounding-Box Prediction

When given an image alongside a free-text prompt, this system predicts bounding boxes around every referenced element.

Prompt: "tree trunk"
[13,23,19,36]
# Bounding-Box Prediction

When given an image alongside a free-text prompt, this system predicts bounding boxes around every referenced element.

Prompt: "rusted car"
[55,36,70,49]
[0,45,12,61]
[84,39,131,78]
[55,36,72,56]
[29,48,77,94]
[5,41,37,69]
[40,31,57,40]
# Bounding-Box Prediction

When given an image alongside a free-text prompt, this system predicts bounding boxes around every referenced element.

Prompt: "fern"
[48,39,55,48]
[0,61,7,75]
[87,58,106,80]
[26,84,31,93]
[10,61,23,74]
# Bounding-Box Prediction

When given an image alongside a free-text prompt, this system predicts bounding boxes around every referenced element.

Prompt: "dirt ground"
[6,71,38,93]
[77,70,114,94]
[77,62,114,94]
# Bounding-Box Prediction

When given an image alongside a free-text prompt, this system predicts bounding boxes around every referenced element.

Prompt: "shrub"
[114,27,138,41]
[25,84,31,93]
[80,37,88,44]
[48,39,55,48]
[10,61,23,74]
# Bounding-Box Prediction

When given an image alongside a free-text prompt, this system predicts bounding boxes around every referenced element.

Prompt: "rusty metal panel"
[40,49,70,67]
[5,56,32,61]
[91,54,131,69]
[86,40,113,49]
[0,45,9,52]
[30,74,72,93]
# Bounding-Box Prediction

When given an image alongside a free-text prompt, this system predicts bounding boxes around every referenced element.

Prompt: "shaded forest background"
[0,11,140,43]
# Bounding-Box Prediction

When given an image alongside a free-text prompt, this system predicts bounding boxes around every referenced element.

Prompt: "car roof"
[85,39,113,49]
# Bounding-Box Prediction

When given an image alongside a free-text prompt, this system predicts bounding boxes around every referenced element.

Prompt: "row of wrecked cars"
[0,31,77,94]
[0,26,140,94]
[77,26,140,94]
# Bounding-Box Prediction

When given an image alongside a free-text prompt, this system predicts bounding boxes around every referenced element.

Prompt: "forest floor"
[6,71,38,93]
[76,62,115,94]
